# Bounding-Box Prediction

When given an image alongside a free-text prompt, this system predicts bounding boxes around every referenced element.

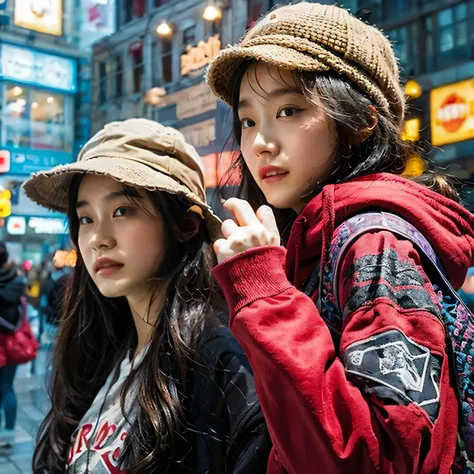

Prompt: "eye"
[278,107,301,118]
[241,118,255,129]
[113,206,133,217]
[78,216,92,225]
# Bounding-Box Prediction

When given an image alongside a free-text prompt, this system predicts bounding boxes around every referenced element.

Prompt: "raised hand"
[213,198,281,264]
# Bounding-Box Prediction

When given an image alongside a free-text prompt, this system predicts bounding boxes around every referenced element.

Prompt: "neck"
[127,284,168,358]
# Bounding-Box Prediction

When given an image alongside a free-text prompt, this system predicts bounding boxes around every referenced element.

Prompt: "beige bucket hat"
[23,118,222,241]
[206,2,405,126]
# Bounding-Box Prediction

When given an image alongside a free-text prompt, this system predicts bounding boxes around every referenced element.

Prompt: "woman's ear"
[177,212,202,242]
[352,105,379,144]
[361,105,378,138]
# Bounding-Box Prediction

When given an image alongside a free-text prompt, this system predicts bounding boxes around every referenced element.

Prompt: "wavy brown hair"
[221,61,460,239]
[33,175,222,473]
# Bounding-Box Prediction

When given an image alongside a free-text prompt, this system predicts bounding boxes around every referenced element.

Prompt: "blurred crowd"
[0,244,71,448]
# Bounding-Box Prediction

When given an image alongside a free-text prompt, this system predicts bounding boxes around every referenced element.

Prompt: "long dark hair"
[33,175,222,473]
[221,60,460,239]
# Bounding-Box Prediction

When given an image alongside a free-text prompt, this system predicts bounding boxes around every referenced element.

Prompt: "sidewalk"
[0,349,51,474]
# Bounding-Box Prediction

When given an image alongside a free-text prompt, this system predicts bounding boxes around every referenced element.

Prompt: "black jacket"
[45,273,70,325]
[161,326,272,473]
[0,267,25,331]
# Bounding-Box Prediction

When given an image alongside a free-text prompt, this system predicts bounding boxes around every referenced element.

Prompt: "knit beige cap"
[23,118,222,241]
[206,2,405,126]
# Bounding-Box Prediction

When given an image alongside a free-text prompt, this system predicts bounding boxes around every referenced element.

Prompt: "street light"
[405,78,422,100]
[156,21,172,36]
[203,5,222,21]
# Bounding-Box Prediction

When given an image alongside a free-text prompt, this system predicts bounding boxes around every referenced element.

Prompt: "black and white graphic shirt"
[66,347,148,474]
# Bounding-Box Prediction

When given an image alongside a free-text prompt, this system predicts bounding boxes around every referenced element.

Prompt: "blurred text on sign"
[181,35,221,77]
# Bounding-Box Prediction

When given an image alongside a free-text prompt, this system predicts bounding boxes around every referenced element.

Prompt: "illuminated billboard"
[14,0,63,36]
[0,44,76,92]
[430,78,474,146]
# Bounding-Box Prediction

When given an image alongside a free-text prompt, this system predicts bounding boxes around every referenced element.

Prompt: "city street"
[0,0,472,472]
[0,349,51,474]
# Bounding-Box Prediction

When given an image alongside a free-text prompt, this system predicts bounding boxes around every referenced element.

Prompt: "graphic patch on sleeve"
[342,249,440,319]
[344,329,441,421]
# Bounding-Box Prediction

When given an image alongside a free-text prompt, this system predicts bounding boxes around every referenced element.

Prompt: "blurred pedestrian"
[25,266,41,309]
[0,242,26,447]
[24,119,271,473]
[44,264,71,327]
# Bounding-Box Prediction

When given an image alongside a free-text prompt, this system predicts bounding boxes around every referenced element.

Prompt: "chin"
[96,283,127,299]
[266,195,295,210]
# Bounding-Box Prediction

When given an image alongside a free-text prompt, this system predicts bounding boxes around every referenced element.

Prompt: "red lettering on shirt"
[67,423,93,465]
[94,421,117,450]
[101,430,128,473]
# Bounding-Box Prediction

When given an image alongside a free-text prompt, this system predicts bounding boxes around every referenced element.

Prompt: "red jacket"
[213,174,474,474]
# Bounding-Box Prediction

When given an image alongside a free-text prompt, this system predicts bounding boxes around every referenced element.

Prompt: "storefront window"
[438,3,468,53]
[424,16,434,71]
[162,36,173,84]
[130,41,144,94]
[124,0,133,23]
[99,61,107,104]
[115,55,123,98]
[31,91,67,151]
[1,83,73,152]
[183,25,196,50]
[2,84,30,148]
[387,26,409,71]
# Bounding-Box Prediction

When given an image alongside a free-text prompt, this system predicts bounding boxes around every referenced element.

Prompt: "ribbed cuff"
[213,246,292,317]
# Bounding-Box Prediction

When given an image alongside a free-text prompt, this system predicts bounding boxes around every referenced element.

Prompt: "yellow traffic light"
[0,189,12,217]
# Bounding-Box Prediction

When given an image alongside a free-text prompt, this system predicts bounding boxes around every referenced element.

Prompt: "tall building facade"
[91,0,358,211]
[356,0,474,179]
[91,0,250,213]
[93,0,474,214]
[0,0,114,263]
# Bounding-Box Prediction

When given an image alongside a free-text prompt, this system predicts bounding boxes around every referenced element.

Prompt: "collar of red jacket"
[286,173,474,289]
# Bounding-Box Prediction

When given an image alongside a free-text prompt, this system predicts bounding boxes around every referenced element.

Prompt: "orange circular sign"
[437,92,468,133]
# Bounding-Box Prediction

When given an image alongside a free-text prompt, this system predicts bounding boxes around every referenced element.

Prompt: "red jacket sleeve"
[212,231,458,474]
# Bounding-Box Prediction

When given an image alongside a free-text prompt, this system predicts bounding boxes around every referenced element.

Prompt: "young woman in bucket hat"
[23,118,271,473]
[206,3,474,473]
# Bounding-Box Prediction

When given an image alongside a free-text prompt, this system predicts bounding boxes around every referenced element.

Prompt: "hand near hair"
[213,198,281,264]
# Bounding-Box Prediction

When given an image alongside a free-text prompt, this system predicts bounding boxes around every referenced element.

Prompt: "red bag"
[0,297,39,365]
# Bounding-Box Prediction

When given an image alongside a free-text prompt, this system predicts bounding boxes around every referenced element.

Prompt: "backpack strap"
[329,211,458,316]
[304,211,450,333]
[310,211,474,470]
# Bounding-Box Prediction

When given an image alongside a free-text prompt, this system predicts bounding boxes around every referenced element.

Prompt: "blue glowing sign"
[0,44,77,92]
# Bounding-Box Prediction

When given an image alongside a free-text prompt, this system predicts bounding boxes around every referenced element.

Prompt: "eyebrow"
[76,190,142,210]
[238,86,304,111]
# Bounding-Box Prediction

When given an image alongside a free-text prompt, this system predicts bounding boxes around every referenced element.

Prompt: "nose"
[89,221,116,252]
[252,127,279,159]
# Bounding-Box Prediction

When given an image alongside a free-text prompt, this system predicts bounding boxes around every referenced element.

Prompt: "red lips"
[93,257,123,274]
[258,165,288,181]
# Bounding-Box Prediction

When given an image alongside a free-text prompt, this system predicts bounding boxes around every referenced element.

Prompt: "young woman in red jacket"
[206,3,474,473]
